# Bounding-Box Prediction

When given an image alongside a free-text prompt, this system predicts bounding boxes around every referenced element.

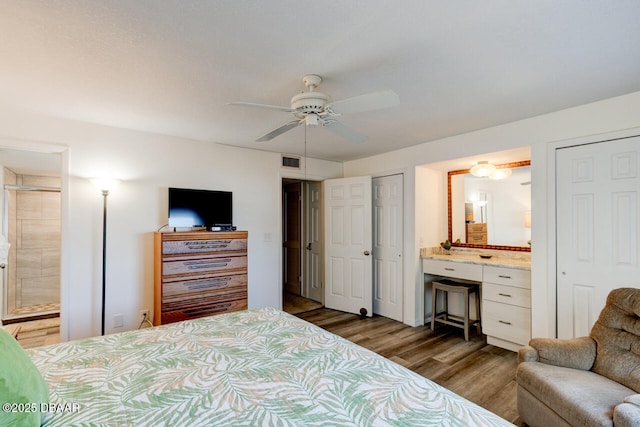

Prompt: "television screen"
[168,187,232,228]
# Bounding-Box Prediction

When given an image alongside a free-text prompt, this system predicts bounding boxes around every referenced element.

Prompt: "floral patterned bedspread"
[28,307,513,426]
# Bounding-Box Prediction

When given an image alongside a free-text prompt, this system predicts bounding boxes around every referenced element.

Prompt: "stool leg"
[431,284,437,331]
[443,291,448,321]
[463,289,469,341]
[475,289,482,335]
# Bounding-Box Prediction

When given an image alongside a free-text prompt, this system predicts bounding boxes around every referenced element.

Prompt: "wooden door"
[283,182,301,295]
[373,174,404,321]
[324,176,373,317]
[556,136,640,338]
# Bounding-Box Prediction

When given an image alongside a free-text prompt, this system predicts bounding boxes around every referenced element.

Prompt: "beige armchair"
[516,288,640,427]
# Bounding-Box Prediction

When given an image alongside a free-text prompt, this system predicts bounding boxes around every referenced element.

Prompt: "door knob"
[363,250,370,256]
[306,243,312,251]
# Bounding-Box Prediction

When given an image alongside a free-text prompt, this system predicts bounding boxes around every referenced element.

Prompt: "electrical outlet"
[113,314,124,328]
[139,309,150,325]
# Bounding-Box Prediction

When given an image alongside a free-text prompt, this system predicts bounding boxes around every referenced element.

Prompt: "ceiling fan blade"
[227,101,294,113]
[256,120,301,142]
[323,120,368,144]
[327,90,399,115]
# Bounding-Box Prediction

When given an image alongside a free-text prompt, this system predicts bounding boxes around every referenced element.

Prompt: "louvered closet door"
[556,136,640,338]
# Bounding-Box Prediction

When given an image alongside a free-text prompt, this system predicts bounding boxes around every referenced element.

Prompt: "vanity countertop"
[422,253,530,270]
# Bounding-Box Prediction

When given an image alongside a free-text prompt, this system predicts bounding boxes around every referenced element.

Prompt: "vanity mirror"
[448,160,531,251]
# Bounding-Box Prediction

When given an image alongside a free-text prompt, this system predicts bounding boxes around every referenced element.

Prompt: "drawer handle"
[498,275,512,279]
[444,268,455,271]
[498,293,512,297]
[498,320,512,325]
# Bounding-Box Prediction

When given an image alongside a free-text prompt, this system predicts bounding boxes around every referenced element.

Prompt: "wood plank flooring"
[296,308,523,426]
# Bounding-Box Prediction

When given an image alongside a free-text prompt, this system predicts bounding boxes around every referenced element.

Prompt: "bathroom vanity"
[422,252,530,352]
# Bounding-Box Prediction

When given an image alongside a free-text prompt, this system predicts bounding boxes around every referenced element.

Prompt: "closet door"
[372,174,403,322]
[556,136,639,338]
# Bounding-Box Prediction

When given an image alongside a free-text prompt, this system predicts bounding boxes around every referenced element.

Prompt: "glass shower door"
[2,185,61,320]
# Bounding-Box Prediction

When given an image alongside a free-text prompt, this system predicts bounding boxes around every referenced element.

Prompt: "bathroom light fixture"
[470,161,497,178]
[90,177,121,335]
[489,167,512,180]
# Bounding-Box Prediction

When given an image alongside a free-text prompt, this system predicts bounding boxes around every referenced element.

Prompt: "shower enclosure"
[1,169,61,322]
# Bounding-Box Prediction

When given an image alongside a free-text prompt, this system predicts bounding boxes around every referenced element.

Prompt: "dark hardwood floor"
[296,307,523,426]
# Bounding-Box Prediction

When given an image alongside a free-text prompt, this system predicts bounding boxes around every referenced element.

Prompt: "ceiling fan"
[228,74,399,144]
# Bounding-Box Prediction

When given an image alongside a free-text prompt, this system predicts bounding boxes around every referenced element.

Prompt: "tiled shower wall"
[5,169,61,316]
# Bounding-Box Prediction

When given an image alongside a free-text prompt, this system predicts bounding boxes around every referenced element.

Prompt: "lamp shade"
[470,161,496,178]
[90,178,121,193]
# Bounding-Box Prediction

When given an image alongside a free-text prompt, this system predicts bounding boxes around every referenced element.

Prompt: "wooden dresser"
[466,223,487,244]
[154,230,248,325]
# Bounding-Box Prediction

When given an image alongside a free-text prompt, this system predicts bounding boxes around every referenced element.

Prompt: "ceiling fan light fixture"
[470,161,497,178]
[305,114,319,126]
[229,73,399,143]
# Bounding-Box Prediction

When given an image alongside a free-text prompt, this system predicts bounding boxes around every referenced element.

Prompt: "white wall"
[345,90,640,337]
[0,108,342,340]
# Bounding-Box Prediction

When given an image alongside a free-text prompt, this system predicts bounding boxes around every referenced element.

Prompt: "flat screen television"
[168,187,232,228]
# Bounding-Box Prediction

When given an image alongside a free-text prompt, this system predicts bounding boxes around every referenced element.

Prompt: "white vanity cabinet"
[422,256,531,352]
[481,265,531,352]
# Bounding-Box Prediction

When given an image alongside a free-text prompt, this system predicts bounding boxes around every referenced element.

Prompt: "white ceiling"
[1,1,640,162]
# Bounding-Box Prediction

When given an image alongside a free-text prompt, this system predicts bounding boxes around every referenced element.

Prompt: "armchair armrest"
[614,395,640,427]
[518,336,596,370]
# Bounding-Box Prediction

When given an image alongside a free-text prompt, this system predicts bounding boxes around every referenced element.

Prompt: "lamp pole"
[100,189,108,336]
[91,177,120,336]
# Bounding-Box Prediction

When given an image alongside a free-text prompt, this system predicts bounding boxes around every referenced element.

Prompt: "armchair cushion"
[614,395,640,427]
[517,362,635,427]
[523,336,596,370]
[590,288,640,393]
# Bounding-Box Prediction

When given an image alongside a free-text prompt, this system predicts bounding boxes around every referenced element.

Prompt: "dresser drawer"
[483,265,530,288]
[163,254,247,276]
[422,259,483,281]
[482,300,531,346]
[162,289,247,314]
[162,273,247,298]
[467,223,487,233]
[483,282,531,308]
[162,237,247,255]
[161,297,248,324]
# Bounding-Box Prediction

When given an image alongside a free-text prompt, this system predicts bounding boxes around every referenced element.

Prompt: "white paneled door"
[324,176,373,317]
[556,136,640,338]
[304,181,323,303]
[373,174,404,322]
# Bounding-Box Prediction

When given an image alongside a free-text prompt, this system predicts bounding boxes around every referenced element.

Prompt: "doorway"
[2,169,61,322]
[282,179,323,314]
[323,174,404,321]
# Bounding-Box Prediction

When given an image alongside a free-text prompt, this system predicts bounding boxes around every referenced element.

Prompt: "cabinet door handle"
[444,268,455,271]
[498,320,512,325]
[498,293,512,297]
[498,275,512,279]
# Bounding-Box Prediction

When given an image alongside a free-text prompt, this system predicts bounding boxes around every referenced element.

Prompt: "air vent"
[281,155,301,169]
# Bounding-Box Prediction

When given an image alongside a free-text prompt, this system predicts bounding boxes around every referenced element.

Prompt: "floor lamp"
[90,178,120,335]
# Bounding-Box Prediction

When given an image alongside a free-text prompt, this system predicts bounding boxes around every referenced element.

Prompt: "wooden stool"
[431,279,481,341]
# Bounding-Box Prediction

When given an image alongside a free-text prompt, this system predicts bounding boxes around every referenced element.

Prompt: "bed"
[11,308,513,426]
